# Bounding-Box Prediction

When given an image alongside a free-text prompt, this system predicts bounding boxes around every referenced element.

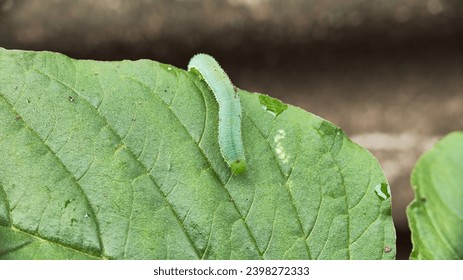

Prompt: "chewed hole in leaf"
[374,183,391,201]
[259,94,288,117]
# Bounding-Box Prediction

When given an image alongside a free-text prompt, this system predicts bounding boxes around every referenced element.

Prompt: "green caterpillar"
[188,53,247,175]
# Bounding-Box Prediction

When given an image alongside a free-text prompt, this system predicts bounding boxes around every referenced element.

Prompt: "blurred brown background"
[2,0,463,259]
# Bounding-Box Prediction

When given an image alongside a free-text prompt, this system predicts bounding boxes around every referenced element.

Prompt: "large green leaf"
[407,132,463,259]
[0,48,395,259]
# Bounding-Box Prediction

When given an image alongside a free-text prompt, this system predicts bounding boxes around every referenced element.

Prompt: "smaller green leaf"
[407,132,463,259]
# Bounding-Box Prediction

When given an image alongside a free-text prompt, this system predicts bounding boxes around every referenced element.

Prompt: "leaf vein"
[0,239,33,257]
[316,123,350,259]
[33,68,203,259]
[130,76,264,258]
[1,91,105,256]
[10,226,104,259]
[422,200,460,258]
[244,111,311,257]
[0,181,12,225]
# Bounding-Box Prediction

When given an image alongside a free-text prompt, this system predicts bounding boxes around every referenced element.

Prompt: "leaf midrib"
[0,89,107,258]
[24,62,266,259]
[119,72,266,258]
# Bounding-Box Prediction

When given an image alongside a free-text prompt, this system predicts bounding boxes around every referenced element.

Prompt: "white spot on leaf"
[274,129,290,164]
